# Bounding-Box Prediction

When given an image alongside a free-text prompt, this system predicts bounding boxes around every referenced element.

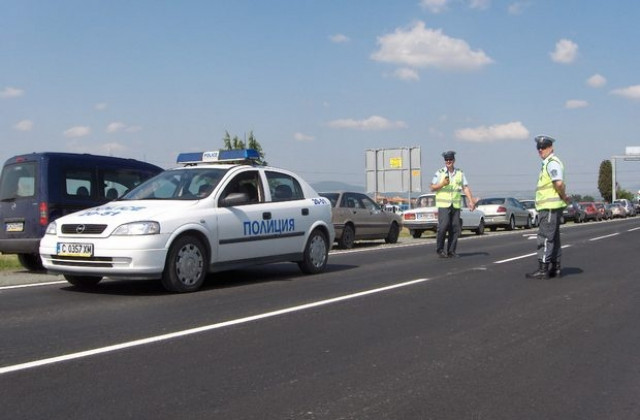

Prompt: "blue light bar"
[176,149,260,165]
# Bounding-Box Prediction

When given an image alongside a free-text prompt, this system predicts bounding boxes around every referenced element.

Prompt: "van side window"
[265,171,304,202]
[0,163,36,199]
[102,168,158,200]
[65,169,93,198]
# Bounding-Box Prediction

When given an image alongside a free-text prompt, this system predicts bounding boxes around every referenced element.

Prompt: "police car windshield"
[121,168,228,200]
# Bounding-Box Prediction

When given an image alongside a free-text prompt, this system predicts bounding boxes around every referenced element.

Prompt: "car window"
[359,194,381,212]
[219,170,261,204]
[102,168,160,200]
[0,162,36,200]
[318,193,338,207]
[266,171,303,202]
[124,168,228,200]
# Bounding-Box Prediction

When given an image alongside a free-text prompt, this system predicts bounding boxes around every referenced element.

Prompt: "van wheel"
[17,253,45,272]
[161,235,208,293]
[298,229,329,274]
[64,275,103,288]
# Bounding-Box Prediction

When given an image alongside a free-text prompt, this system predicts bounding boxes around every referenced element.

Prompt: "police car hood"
[63,200,197,223]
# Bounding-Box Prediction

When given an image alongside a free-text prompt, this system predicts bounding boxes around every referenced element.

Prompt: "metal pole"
[611,157,616,202]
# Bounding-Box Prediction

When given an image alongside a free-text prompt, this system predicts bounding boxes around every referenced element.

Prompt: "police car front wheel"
[298,229,329,274]
[162,235,208,293]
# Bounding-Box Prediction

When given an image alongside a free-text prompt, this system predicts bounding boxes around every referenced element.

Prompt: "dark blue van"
[0,152,163,271]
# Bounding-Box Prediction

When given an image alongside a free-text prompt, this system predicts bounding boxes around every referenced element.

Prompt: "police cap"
[442,150,456,160]
[534,135,555,149]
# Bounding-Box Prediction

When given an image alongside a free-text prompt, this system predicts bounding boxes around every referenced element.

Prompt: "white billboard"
[365,147,421,194]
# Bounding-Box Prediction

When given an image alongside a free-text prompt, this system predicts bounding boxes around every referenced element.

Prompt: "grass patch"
[0,254,21,271]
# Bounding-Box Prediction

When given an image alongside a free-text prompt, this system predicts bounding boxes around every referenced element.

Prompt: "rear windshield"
[0,162,36,201]
[122,168,228,200]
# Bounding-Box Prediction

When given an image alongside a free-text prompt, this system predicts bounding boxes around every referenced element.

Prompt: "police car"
[39,149,335,293]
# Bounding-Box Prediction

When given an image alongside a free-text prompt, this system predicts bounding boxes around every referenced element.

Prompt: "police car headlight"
[112,221,160,236]
[45,221,57,235]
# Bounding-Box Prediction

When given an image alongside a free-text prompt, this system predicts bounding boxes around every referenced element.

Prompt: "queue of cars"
[3,148,637,293]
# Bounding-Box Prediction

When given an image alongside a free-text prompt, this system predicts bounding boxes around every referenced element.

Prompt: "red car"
[579,202,601,222]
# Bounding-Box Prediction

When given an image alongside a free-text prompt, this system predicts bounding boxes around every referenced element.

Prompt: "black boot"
[549,261,561,278]
[526,261,549,279]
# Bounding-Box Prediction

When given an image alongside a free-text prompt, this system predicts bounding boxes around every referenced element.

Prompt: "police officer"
[430,151,476,258]
[526,135,570,279]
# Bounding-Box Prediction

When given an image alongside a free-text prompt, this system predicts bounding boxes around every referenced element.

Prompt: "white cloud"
[392,68,420,81]
[550,39,578,64]
[329,34,350,43]
[14,119,34,131]
[97,142,128,155]
[293,132,315,142]
[327,115,407,131]
[371,21,493,71]
[610,85,640,100]
[586,74,606,88]
[107,122,126,133]
[1,86,24,98]
[420,0,449,13]
[63,126,91,138]
[455,121,529,142]
[469,0,491,10]
[565,99,589,109]
[508,1,530,15]
[106,122,142,133]
[95,102,108,110]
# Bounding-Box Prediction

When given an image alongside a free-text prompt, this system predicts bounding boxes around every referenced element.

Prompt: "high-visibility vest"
[435,168,464,208]
[535,156,566,210]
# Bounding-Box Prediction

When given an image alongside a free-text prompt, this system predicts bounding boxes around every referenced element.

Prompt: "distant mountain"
[311,180,365,193]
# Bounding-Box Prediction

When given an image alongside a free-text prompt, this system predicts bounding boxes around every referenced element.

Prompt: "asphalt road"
[2,218,640,419]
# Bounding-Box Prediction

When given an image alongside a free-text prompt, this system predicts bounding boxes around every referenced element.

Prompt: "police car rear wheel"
[298,229,328,274]
[162,235,207,293]
[64,275,103,288]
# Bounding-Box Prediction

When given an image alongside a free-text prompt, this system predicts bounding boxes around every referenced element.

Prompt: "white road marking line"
[0,277,431,375]
[589,233,619,241]
[494,245,571,264]
[0,281,66,291]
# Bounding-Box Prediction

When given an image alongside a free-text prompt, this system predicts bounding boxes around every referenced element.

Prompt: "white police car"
[39,149,335,293]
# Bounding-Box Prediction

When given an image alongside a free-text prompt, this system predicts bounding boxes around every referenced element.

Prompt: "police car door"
[216,169,274,262]
[262,170,310,255]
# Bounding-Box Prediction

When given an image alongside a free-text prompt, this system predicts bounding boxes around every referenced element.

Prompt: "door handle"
[263,212,272,220]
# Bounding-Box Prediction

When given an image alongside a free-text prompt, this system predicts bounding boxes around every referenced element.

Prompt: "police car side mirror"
[220,192,250,207]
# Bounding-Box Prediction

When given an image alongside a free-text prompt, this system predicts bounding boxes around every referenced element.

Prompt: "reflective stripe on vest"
[435,169,464,208]
[535,156,566,209]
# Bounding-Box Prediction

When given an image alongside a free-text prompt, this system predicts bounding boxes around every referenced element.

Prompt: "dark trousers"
[436,205,461,254]
[537,208,562,264]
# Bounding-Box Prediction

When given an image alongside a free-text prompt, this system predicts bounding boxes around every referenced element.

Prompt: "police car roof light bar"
[176,149,261,165]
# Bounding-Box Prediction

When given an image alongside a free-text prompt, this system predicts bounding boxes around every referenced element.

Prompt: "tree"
[598,160,612,202]
[222,130,267,165]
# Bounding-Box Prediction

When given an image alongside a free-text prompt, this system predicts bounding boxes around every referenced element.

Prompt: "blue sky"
[2,0,640,198]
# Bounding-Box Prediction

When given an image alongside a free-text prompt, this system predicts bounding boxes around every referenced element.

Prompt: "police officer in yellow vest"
[430,151,476,258]
[526,135,570,279]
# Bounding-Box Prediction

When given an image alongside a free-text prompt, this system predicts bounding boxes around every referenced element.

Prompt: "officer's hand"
[442,177,450,187]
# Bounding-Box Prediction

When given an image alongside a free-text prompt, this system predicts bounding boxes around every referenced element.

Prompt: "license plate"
[57,242,94,257]
[5,222,24,232]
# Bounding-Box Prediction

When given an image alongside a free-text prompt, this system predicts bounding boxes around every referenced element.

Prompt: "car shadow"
[59,262,358,296]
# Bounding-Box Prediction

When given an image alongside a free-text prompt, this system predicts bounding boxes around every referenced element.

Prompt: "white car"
[40,149,335,293]
[402,193,485,238]
[519,199,539,227]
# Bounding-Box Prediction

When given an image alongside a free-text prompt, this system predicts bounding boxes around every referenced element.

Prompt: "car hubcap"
[176,244,203,285]
[309,235,327,268]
